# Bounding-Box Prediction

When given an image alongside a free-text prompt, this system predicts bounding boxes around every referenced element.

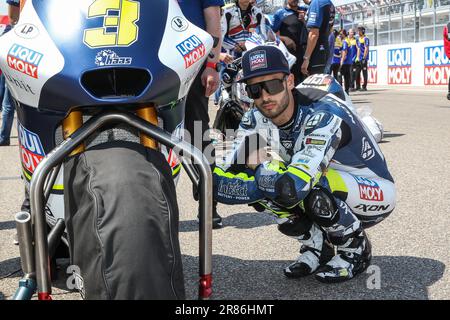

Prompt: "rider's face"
[247,73,295,124]
[349,29,355,37]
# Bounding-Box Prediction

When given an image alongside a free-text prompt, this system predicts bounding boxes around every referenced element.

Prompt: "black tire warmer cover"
[64,141,185,299]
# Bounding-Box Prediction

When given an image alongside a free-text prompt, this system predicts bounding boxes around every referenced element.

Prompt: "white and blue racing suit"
[213,78,396,240]
[221,2,267,58]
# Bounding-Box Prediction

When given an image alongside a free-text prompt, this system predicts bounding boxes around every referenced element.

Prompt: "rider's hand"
[247,148,270,171]
[201,66,220,97]
[301,58,309,76]
[220,53,233,65]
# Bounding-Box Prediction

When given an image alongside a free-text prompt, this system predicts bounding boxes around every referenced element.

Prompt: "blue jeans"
[0,85,15,143]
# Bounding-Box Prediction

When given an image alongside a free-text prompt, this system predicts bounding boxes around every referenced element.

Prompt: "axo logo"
[424,46,450,85]
[368,50,377,84]
[7,44,43,79]
[354,176,384,202]
[18,123,45,174]
[176,35,206,68]
[387,48,412,84]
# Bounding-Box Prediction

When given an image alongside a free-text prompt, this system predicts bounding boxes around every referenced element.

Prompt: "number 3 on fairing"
[84,0,140,48]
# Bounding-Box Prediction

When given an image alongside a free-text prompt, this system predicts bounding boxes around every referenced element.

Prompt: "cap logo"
[249,50,267,71]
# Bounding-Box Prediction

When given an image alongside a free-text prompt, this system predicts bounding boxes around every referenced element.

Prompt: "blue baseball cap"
[239,45,290,83]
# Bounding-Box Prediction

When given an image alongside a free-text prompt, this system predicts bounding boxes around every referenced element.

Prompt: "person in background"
[355,26,369,91]
[0,0,20,146]
[272,0,308,85]
[178,0,224,228]
[340,29,352,95]
[324,27,335,75]
[443,22,450,100]
[301,0,335,76]
[221,0,267,58]
[347,28,358,91]
[330,29,342,82]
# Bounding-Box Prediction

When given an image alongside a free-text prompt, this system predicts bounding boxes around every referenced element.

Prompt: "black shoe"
[361,87,368,91]
[315,230,372,283]
[0,140,10,146]
[447,93,450,101]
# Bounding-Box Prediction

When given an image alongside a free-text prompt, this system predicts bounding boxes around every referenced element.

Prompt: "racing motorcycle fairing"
[0,0,213,112]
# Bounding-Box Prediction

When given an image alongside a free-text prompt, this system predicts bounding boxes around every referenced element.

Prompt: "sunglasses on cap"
[245,77,287,99]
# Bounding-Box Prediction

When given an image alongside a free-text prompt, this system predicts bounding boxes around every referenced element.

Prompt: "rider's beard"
[255,87,290,121]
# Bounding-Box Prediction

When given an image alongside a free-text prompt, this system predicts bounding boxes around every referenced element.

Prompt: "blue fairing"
[33,0,180,112]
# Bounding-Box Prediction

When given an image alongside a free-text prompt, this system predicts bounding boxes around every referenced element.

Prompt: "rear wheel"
[63,141,185,299]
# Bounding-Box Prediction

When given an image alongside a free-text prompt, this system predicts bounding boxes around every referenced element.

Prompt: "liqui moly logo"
[424,45,450,85]
[354,176,384,202]
[388,48,412,84]
[368,50,377,84]
[7,44,43,79]
[176,35,206,68]
[18,123,45,174]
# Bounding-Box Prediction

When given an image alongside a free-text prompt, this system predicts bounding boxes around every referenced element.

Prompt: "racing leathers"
[213,78,396,282]
[221,2,267,58]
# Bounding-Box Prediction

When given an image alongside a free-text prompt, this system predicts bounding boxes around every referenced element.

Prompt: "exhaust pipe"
[15,211,35,276]
[13,211,37,300]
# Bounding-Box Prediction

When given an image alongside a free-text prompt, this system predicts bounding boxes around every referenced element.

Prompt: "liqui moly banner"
[368,50,377,84]
[424,45,450,85]
[388,48,412,84]
[343,40,450,86]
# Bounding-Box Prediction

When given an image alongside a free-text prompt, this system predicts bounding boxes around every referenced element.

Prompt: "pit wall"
[366,40,449,86]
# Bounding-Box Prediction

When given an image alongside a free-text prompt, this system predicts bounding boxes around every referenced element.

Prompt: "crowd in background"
[326,25,370,94]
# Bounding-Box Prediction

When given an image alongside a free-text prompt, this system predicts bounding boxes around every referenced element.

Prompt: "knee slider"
[304,187,339,228]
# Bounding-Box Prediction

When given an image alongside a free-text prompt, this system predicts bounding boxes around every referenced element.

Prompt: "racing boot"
[315,229,372,283]
[283,223,335,278]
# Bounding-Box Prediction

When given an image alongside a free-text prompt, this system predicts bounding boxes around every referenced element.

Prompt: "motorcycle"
[1,0,214,300]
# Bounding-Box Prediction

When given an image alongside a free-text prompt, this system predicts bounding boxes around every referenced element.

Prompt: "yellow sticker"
[84,0,140,48]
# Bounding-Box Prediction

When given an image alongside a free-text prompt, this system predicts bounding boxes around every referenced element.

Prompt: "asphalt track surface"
[0,86,449,300]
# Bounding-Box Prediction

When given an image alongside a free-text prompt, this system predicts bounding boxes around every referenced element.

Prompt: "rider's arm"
[7,0,20,25]
[254,111,344,208]
[204,5,222,64]
[256,8,267,39]
[271,10,282,33]
[356,42,361,62]
[213,111,265,204]
[303,28,319,60]
[220,11,236,51]
[341,41,348,65]
[363,37,369,61]
[304,0,323,60]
